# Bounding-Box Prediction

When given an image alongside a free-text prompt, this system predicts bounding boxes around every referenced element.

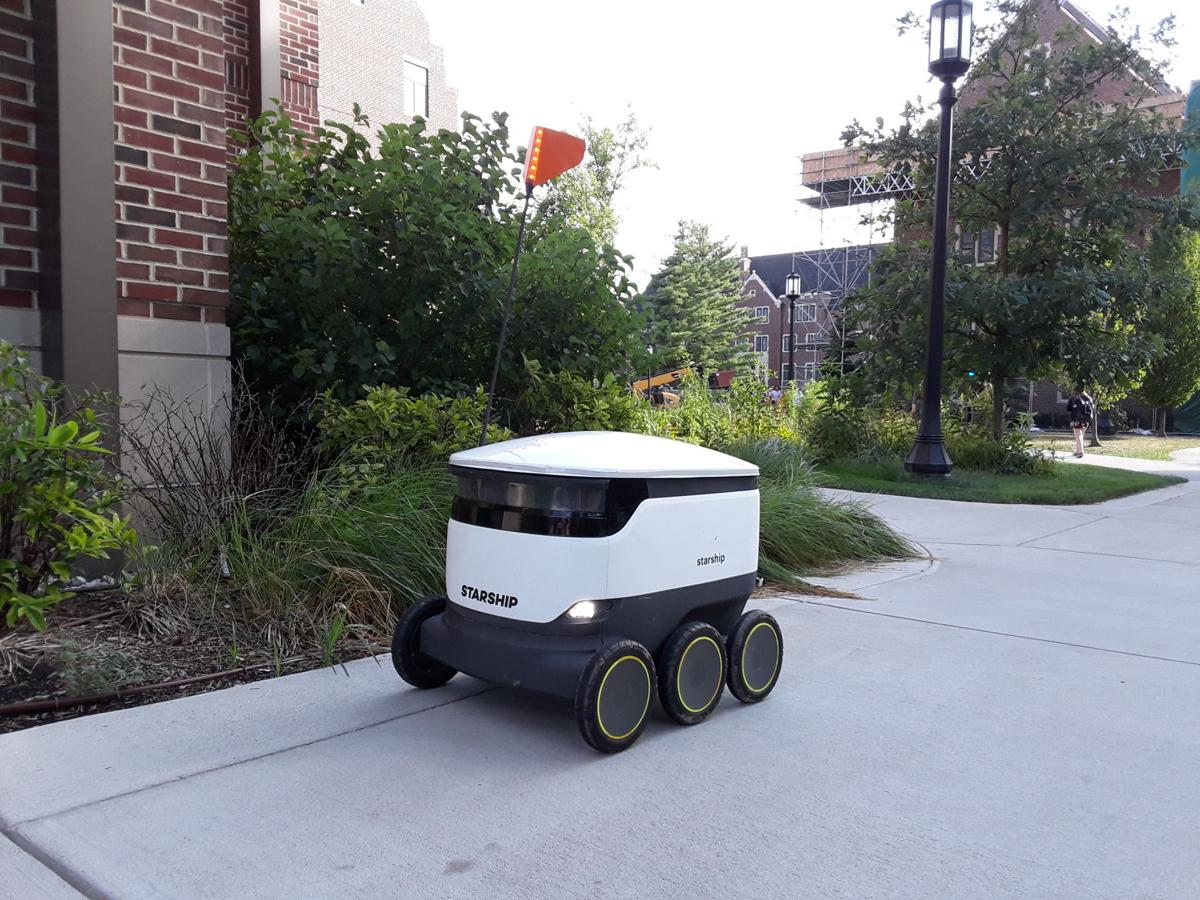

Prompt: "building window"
[738,335,753,348]
[802,363,817,381]
[754,335,768,353]
[754,306,769,322]
[956,225,998,265]
[977,228,995,263]
[782,335,790,352]
[796,304,816,323]
[404,61,429,118]
[806,330,824,344]
[782,364,793,381]
[748,288,757,298]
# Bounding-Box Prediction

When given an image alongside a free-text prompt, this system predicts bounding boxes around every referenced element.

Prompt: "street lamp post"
[905,0,974,476]
[784,272,801,388]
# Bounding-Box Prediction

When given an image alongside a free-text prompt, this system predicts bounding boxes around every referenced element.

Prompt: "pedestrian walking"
[1066,387,1094,458]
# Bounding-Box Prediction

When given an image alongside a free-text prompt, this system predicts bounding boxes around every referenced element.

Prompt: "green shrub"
[641,373,799,450]
[229,108,639,413]
[944,417,1052,476]
[314,385,511,469]
[640,372,736,449]
[797,381,874,462]
[511,357,643,435]
[726,376,779,442]
[0,343,135,630]
[871,406,918,457]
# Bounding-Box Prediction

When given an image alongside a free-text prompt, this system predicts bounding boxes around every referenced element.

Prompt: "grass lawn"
[1030,432,1200,461]
[819,459,1186,505]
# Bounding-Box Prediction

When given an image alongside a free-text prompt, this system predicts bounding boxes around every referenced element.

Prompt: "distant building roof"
[748,245,883,304]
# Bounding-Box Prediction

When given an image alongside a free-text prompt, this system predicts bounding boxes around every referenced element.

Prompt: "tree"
[229,108,641,413]
[1138,229,1200,434]
[636,222,749,375]
[842,0,1199,440]
[534,109,655,247]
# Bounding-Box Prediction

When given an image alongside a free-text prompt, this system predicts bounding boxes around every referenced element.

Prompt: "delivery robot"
[391,431,783,753]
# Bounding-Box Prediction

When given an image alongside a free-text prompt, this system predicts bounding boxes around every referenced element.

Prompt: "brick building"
[736,245,879,387]
[0,0,456,436]
[796,0,1194,423]
[320,0,457,134]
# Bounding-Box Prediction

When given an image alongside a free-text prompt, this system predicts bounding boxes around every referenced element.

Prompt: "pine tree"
[638,222,748,374]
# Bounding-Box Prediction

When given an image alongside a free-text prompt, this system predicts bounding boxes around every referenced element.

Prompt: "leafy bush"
[795,377,1051,475]
[640,373,801,451]
[314,386,511,469]
[510,357,644,435]
[795,381,875,462]
[944,417,1052,476]
[0,343,135,630]
[230,108,639,413]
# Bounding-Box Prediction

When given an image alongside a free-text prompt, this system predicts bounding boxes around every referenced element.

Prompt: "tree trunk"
[1159,406,1168,437]
[1090,414,1101,448]
[991,376,1005,441]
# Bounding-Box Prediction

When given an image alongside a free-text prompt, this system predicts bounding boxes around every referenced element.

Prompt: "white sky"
[423,0,1199,290]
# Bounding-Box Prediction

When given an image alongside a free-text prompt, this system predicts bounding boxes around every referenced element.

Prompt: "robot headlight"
[565,599,613,620]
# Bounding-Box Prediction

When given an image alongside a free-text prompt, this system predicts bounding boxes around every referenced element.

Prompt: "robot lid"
[450,431,759,479]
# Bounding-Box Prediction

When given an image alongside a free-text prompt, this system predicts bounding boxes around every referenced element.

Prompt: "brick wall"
[320,0,458,134]
[0,0,37,313]
[279,0,317,131]
[737,274,779,381]
[223,0,252,159]
[113,0,228,326]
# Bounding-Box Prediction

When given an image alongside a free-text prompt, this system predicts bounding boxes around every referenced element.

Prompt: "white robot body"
[394,431,782,753]
[446,432,759,624]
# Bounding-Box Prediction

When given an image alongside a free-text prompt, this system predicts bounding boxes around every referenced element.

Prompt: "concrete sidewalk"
[3,467,1199,899]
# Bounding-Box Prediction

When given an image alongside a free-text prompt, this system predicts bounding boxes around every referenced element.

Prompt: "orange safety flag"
[522,126,585,188]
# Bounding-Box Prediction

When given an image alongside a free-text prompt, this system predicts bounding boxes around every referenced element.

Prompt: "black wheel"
[391,595,456,689]
[575,640,655,753]
[658,622,726,725]
[726,610,782,704]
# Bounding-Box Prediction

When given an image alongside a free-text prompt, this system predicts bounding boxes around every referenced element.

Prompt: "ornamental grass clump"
[726,438,918,582]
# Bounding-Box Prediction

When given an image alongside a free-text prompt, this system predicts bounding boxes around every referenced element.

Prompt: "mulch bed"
[0,590,348,735]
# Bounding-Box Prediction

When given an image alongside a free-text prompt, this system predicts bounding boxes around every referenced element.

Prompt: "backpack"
[1071,396,1093,422]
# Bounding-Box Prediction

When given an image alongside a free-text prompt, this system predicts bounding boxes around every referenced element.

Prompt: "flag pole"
[479,184,533,447]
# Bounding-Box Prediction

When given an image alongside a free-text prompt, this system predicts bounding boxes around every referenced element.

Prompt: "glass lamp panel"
[929,8,939,64]
[942,11,960,58]
[962,5,974,61]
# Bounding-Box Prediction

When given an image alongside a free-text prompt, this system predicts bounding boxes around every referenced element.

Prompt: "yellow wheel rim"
[676,635,723,714]
[596,655,651,741]
[741,621,780,694]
